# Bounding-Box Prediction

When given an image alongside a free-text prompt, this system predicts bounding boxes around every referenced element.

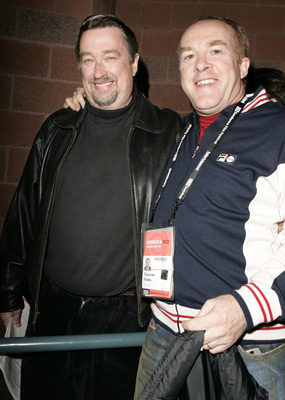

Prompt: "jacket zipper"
[126,125,142,321]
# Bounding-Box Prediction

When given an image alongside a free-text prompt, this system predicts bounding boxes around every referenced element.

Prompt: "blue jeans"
[135,318,179,398]
[239,342,285,400]
[135,318,285,400]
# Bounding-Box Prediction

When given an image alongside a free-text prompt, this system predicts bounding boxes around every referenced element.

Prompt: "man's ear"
[132,53,139,76]
[239,57,250,80]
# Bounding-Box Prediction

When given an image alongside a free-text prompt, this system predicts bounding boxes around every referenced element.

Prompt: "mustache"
[88,77,117,84]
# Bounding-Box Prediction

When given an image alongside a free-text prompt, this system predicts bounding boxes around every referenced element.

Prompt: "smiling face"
[179,20,250,116]
[79,27,139,110]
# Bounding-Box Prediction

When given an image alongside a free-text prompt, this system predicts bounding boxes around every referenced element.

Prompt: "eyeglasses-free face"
[80,27,139,110]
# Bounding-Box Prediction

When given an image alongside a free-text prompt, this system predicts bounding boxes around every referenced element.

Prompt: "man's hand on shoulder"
[63,87,86,111]
[0,309,22,329]
[182,294,247,354]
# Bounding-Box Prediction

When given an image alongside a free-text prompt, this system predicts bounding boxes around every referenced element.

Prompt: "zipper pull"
[192,145,199,158]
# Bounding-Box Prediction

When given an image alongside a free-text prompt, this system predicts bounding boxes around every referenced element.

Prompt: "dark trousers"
[21,277,145,400]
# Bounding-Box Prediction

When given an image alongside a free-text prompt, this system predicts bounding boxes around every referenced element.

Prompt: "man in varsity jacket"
[135,16,285,400]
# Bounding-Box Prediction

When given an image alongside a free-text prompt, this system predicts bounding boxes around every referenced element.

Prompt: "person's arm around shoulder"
[63,87,85,111]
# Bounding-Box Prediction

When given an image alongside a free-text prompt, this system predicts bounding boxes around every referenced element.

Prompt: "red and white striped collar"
[242,88,270,113]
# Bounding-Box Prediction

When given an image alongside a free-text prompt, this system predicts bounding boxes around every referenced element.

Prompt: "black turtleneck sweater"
[44,91,137,296]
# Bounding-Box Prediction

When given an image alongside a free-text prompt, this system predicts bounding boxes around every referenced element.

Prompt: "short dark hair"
[195,15,250,60]
[247,67,285,105]
[75,14,138,68]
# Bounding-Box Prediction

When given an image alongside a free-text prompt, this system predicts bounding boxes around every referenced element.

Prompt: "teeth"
[95,82,112,87]
[196,79,216,86]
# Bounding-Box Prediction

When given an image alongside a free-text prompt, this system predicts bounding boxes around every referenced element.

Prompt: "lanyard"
[150,95,248,224]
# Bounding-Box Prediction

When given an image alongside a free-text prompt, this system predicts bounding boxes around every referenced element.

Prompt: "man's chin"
[91,94,118,108]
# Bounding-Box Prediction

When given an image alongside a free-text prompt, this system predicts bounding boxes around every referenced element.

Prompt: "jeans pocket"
[238,343,285,399]
[239,342,285,360]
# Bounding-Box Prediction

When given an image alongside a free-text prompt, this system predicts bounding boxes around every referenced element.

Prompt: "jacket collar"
[132,92,163,135]
[242,87,269,113]
[54,90,163,135]
[54,107,87,131]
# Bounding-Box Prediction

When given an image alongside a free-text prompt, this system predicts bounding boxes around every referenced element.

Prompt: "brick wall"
[0,0,284,230]
[117,0,285,115]
[0,0,115,230]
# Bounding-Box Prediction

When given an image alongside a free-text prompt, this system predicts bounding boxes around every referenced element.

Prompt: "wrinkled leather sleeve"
[0,115,56,312]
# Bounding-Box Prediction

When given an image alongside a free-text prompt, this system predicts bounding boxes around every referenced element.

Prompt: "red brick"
[13,77,82,113]
[55,0,93,17]
[0,4,17,37]
[141,30,170,56]
[228,6,257,33]
[172,3,200,29]
[198,4,228,19]
[51,46,81,82]
[253,60,285,71]
[169,31,183,57]
[105,0,117,14]
[255,7,285,33]
[254,34,285,61]
[0,147,8,182]
[169,57,180,84]
[7,147,30,183]
[143,2,171,29]
[0,111,44,147]
[245,34,255,60]
[0,183,17,219]
[19,9,81,46]
[143,56,168,83]
[201,0,255,3]
[3,0,57,12]
[1,75,12,110]
[259,0,285,4]
[148,83,190,114]
[0,39,50,78]
[95,0,116,15]
[134,28,142,51]
[116,1,144,28]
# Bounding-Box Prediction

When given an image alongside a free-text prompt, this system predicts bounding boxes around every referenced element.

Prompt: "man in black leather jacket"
[0,15,183,400]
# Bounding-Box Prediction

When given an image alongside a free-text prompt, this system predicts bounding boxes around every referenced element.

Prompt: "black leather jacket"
[0,91,183,327]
